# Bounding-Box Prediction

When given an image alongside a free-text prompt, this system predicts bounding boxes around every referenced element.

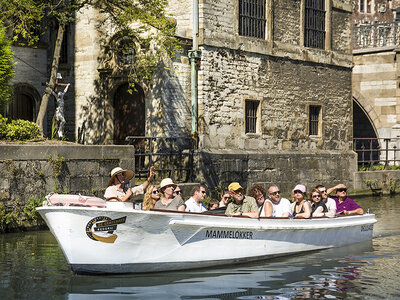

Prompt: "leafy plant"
[6,119,41,140]
[0,24,15,113]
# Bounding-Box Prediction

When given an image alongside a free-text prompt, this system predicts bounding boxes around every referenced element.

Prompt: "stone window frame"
[300,0,332,51]
[244,98,261,135]
[308,104,323,137]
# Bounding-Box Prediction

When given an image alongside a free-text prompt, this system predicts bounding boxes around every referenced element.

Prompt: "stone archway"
[7,84,41,121]
[113,83,145,145]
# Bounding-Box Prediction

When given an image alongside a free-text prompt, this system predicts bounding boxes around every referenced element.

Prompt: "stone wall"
[197,149,358,197]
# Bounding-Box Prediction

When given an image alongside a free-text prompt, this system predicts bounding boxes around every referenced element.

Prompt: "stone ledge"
[0,145,135,160]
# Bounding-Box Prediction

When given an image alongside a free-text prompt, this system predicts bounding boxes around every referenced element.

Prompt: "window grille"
[367,0,371,13]
[239,0,266,39]
[304,0,325,49]
[360,0,364,12]
[245,100,259,133]
[309,105,321,136]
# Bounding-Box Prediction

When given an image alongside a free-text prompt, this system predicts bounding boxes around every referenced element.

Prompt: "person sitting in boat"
[142,184,160,210]
[185,185,208,212]
[248,184,267,208]
[208,198,219,210]
[219,190,231,208]
[291,184,311,219]
[225,182,259,218]
[104,166,155,203]
[327,184,364,215]
[310,188,328,217]
[315,184,337,217]
[154,178,185,211]
[262,185,291,217]
[173,185,183,199]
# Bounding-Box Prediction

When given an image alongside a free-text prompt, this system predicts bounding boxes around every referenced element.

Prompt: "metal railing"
[353,138,400,168]
[353,21,400,50]
[125,136,195,182]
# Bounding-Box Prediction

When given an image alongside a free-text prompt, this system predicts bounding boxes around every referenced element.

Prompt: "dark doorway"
[113,83,145,145]
[8,93,35,121]
[353,99,379,164]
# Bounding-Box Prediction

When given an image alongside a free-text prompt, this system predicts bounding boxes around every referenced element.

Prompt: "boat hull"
[37,205,376,274]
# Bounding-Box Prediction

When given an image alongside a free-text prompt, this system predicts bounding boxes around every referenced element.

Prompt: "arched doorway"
[113,83,145,144]
[7,85,39,121]
[353,99,378,164]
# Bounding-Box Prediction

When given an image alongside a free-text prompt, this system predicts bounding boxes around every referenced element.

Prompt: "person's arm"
[263,201,273,217]
[312,206,325,217]
[343,207,364,215]
[141,166,155,191]
[242,211,259,218]
[327,183,345,195]
[178,204,186,212]
[120,188,132,202]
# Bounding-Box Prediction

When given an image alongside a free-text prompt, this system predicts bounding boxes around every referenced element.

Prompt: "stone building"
[7,1,356,193]
[352,1,400,164]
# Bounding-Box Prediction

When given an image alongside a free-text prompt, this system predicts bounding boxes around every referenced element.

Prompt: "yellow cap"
[228,182,243,192]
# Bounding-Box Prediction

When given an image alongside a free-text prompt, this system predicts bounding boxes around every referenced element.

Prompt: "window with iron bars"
[309,105,321,136]
[238,0,266,39]
[245,100,259,134]
[304,0,325,49]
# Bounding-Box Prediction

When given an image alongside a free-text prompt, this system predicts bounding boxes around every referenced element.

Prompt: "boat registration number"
[361,225,373,232]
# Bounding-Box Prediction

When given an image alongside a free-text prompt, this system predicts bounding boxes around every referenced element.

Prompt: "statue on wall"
[52,73,70,138]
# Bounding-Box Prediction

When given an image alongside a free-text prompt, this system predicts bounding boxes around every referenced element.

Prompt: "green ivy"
[48,155,65,192]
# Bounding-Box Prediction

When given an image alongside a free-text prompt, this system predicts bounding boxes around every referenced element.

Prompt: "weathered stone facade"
[8,1,357,193]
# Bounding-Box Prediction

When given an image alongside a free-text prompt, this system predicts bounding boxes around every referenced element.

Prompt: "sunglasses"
[174,190,182,194]
[270,191,280,196]
[201,191,206,194]
[231,190,243,195]
[312,194,321,198]
[223,196,231,199]
[337,188,347,192]
[152,190,159,194]
[319,189,327,193]
[294,190,303,194]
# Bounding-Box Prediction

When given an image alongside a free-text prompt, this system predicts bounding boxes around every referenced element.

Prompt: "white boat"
[36,193,377,274]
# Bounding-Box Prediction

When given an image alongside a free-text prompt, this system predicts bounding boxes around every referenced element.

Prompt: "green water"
[0,195,399,299]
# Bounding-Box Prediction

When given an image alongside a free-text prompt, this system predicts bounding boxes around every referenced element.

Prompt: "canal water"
[1,195,399,299]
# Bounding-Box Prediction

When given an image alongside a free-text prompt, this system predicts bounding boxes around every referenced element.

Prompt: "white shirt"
[324,197,337,217]
[104,185,144,200]
[185,197,207,212]
[260,197,292,217]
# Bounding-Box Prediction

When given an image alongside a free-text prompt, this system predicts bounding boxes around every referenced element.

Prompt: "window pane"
[304,0,325,49]
[239,0,266,39]
[309,105,321,136]
[245,100,259,133]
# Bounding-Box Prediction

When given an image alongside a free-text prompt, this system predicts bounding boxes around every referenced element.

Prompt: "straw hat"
[108,167,134,186]
[159,178,177,192]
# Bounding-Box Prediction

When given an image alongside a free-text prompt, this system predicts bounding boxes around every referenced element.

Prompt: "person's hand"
[148,166,155,181]
[126,188,132,197]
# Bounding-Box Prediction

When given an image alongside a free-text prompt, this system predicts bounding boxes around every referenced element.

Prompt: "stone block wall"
[197,149,358,198]
[0,145,136,229]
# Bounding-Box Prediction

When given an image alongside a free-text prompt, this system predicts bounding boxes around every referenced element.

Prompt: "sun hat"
[159,178,177,192]
[108,167,134,186]
[293,184,306,193]
[228,182,243,192]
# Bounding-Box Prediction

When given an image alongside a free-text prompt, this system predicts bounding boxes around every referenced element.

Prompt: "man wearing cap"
[104,166,155,202]
[225,182,259,218]
[154,178,186,211]
[327,184,364,215]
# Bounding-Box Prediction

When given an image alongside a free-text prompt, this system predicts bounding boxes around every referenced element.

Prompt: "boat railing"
[353,137,400,169]
[125,136,195,182]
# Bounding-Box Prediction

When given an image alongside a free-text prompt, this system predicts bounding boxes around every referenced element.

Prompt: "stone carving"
[52,74,70,138]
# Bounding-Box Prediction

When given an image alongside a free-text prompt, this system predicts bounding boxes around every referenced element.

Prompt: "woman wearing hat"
[154,178,185,211]
[104,166,155,203]
[291,184,311,219]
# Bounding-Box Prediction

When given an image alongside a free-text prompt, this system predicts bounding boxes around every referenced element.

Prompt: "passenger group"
[104,166,364,218]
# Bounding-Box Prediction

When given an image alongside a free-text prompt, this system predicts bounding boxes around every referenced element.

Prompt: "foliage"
[0,113,7,138]
[0,24,15,113]
[6,118,41,140]
[0,197,46,233]
[48,154,65,192]
[0,0,182,135]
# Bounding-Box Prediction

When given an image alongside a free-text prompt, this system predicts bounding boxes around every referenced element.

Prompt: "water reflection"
[0,196,400,299]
